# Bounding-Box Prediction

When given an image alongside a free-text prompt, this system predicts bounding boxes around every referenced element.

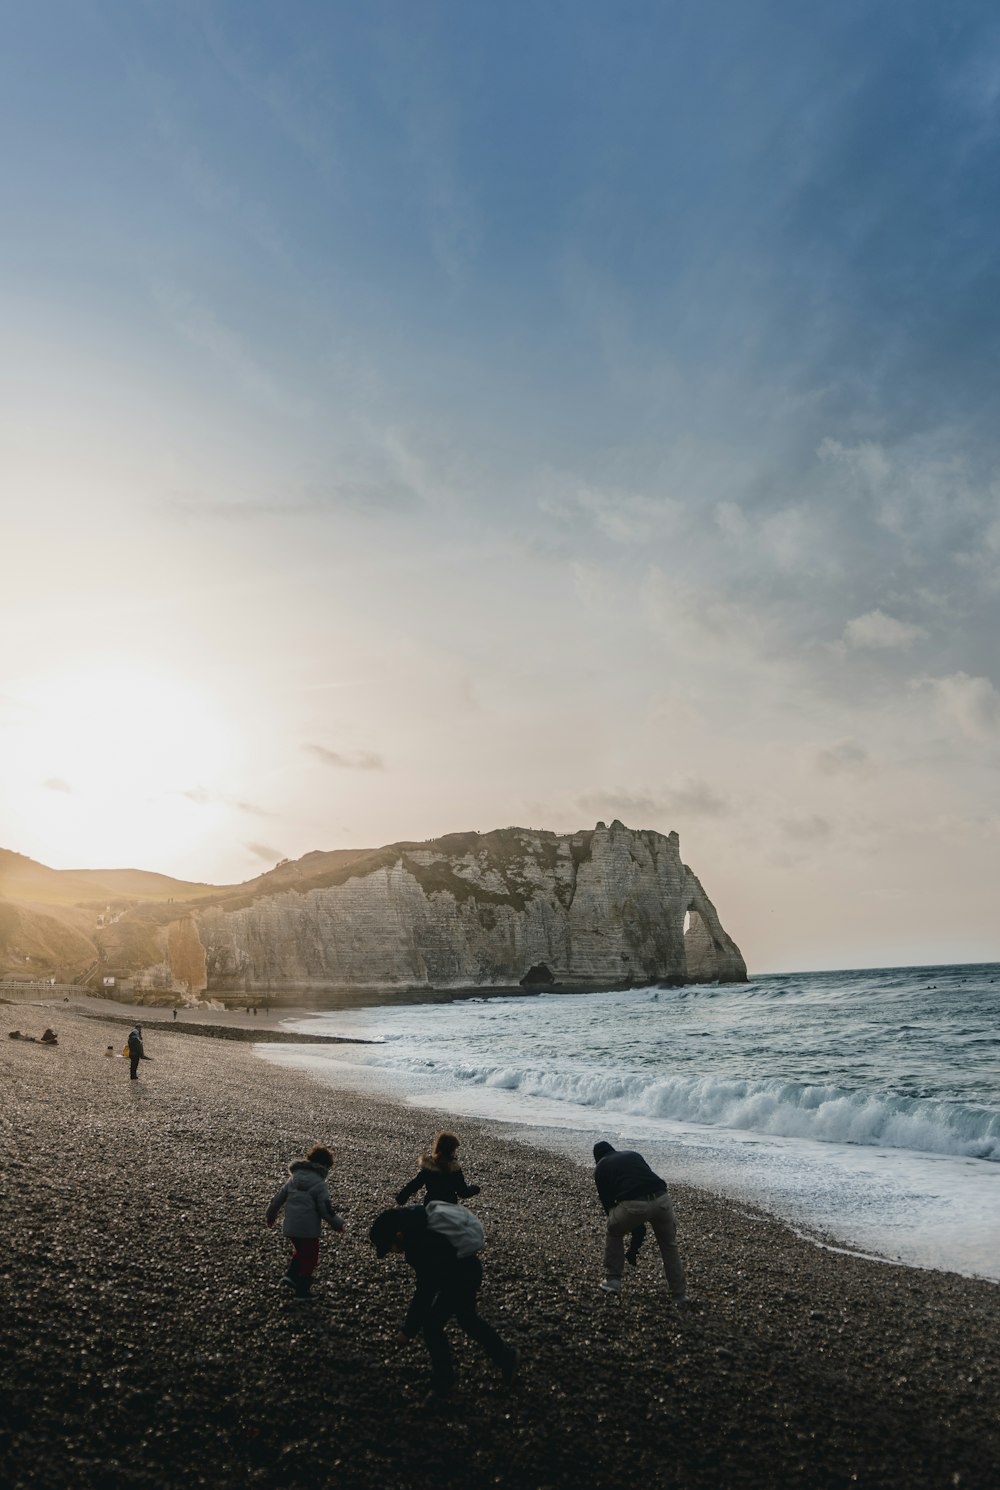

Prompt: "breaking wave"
[384,1058,1000,1162]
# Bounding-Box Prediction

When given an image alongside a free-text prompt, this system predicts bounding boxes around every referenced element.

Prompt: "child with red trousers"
[266,1144,345,1298]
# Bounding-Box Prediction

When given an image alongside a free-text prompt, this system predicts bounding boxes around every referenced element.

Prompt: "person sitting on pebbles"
[395,1130,482,1208]
[266,1144,346,1299]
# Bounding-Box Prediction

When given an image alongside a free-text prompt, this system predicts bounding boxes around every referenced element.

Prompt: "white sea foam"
[366,1058,1000,1162]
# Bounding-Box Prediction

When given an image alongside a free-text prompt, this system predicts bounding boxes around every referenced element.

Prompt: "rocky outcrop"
[194,821,746,1001]
[1,823,746,1002]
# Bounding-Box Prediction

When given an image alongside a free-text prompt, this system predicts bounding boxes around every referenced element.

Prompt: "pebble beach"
[2,1004,998,1490]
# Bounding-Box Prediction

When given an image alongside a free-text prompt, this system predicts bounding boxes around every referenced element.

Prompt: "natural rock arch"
[681,871,746,984]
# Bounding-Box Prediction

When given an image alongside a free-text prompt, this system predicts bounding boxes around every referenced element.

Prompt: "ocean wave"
[385,1058,1000,1161]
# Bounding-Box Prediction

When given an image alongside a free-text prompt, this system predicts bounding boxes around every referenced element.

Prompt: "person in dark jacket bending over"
[592,1140,690,1307]
[369,1206,518,1405]
[127,1025,151,1081]
[395,1130,481,1207]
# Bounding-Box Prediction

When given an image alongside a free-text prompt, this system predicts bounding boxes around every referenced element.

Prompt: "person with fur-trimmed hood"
[395,1131,481,1207]
[266,1144,346,1298]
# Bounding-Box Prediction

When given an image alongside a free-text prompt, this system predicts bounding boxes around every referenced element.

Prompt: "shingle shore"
[1,1009,998,1490]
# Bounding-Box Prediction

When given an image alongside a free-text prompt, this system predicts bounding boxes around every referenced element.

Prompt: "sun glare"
[10,665,232,867]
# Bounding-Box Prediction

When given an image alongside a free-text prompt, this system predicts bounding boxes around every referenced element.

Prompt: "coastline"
[2,1009,998,1490]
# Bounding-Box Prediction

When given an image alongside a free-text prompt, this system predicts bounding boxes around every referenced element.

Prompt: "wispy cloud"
[304,744,385,771]
[915,672,1000,742]
[182,788,270,816]
[578,780,729,824]
[244,841,283,864]
[843,609,925,650]
[815,739,870,775]
[541,479,681,546]
[780,814,834,842]
[165,476,418,525]
[153,282,307,416]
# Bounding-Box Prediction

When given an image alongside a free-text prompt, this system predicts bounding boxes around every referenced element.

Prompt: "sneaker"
[599,1278,622,1294]
[501,1346,521,1389]
[672,1295,693,1313]
[279,1275,295,1290]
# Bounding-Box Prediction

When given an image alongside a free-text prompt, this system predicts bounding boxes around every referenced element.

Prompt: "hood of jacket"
[288,1159,330,1180]
[419,1153,460,1173]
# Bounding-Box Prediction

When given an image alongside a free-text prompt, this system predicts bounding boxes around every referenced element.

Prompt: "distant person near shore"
[369,1205,518,1406]
[127,1025,151,1081]
[592,1141,689,1308]
[265,1144,345,1299]
[395,1131,482,1207]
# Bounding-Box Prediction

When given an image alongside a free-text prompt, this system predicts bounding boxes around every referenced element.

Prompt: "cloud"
[578,779,730,824]
[817,438,892,495]
[235,800,269,818]
[815,739,870,775]
[182,787,269,816]
[780,814,833,842]
[166,476,418,524]
[842,609,925,650]
[183,787,215,805]
[165,497,318,523]
[915,671,1000,742]
[153,282,306,415]
[44,777,72,793]
[541,479,680,547]
[244,842,284,864]
[304,744,385,770]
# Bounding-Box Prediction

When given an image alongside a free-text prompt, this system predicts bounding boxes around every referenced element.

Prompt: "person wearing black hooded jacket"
[127,1025,151,1081]
[592,1140,689,1306]
[369,1205,518,1402]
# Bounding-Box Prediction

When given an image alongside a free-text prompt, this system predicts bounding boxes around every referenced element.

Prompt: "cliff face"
[194,821,746,1000]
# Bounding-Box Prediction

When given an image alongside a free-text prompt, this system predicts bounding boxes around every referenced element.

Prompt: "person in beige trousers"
[592,1140,690,1308]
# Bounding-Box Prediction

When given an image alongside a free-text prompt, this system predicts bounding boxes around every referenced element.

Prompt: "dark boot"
[281,1256,299,1290]
[294,1275,313,1299]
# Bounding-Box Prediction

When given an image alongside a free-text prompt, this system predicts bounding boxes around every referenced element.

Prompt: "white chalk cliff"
[186,821,746,999]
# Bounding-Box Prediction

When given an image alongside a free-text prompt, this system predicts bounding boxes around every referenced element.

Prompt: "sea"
[256,962,1000,1282]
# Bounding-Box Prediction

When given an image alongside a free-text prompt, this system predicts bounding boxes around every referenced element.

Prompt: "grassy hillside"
[0,849,225,907]
[0,900,97,981]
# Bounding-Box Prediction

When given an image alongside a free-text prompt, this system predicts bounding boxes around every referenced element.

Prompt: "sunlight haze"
[3,2,999,974]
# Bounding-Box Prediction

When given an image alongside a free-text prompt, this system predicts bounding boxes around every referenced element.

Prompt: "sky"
[2,1,1000,973]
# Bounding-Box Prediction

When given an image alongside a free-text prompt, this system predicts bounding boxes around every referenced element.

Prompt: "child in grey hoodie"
[266,1144,345,1298]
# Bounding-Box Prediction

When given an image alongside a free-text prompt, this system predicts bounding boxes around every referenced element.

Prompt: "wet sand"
[1,1007,998,1490]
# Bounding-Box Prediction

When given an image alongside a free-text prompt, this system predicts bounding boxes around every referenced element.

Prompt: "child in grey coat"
[266,1144,345,1298]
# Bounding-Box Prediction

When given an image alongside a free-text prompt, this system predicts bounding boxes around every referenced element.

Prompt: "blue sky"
[3,2,1000,970]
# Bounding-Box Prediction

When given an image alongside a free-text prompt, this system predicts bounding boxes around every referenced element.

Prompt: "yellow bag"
[122,1042,130,1058]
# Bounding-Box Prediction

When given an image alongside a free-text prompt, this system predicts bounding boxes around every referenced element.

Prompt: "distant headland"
[0,822,746,1007]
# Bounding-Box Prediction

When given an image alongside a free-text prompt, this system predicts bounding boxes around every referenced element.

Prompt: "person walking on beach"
[127,1025,151,1081]
[369,1205,518,1406]
[395,1131,482,1207]
[266,1144,346,1299]
[592,1140,689,1308]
